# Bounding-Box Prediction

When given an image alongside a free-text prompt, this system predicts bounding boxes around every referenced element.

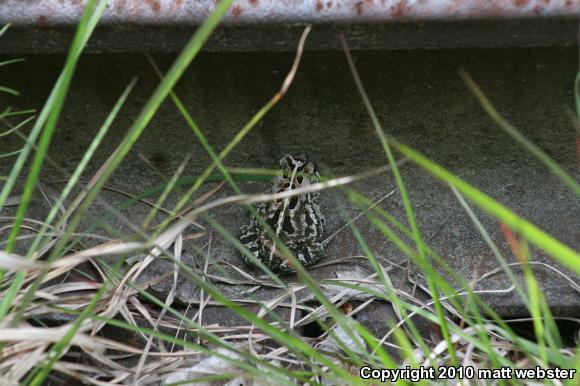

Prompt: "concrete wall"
[1,47,579,317]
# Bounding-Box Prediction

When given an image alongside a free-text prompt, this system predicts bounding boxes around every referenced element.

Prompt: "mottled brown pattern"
[238,155,326,272]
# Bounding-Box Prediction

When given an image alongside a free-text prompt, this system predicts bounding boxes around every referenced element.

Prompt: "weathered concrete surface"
[1,48,579,322]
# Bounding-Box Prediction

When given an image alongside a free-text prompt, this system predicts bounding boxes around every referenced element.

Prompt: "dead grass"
[1,11,579,386]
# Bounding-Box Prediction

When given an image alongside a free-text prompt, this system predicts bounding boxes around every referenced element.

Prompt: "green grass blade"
[0,79,136,321]
[0,115,35,137]
[0,149,22,158]
[1,0,108,257]
[450,186,528,303]
[340,36,458,366]
[461,70,580,196]
[0,108,35,119]
[146,27,311,241]
[0,0,110,320]
[392,139,580,275]
[0,86,19,95]
[24,2,234,384]
[0,23,9,38]
[0,57,25,67]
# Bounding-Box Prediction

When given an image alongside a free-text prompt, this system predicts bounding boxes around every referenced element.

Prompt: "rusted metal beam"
[1,0,579,27]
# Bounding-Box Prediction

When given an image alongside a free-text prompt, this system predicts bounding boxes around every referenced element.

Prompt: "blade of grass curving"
[515,237,548,364]
[51,167,277,291]
[461,70,580,196]
[169,260,364,383]
[450,186,546,364]
[98,240,356,384]
[54,168,274,252]
[348,222,429,367]
[1,0,108,256]
[89,169,273,212]
[342,184,519,371]
[145,26,312,244]
[0,0,108,316]
[0,86,19,96]
[10,0,236,283]
[0,107,36,119]
[0,149,22,158]
[502,228,562,363]
[340,35,458,366]
[451,186,528,304]
[207,213,385,371]
[139,153,189,232]
[69,307,311,385]
[346,187,517,314]
[392,139,580,275]
[12,0,233,327]
[363,212,467,312]
[0,58,25,68]
[135,27,311,292]
[151,157,449,375]
[60,160,398,262]
[454,186,566,366]
[0,108,35,119]
[0,114,35,138]
[345,187,519,335]
[204,206,395,376]
[0,79,136,321]
[0,23,9,38]
[92,261,305,385]
[22,3,234,384]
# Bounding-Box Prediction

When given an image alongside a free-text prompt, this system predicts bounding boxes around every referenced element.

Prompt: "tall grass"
[0,3,578,385]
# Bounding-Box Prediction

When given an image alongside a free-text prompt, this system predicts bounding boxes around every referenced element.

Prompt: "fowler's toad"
[238,155,326,272]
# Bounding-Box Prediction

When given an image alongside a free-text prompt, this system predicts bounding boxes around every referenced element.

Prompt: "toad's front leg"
[238,224,261,266]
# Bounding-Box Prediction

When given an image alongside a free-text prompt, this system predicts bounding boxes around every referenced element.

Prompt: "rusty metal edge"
[1,0,579,26]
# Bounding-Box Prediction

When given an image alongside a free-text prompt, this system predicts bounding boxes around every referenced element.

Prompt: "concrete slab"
[1,48,579,323]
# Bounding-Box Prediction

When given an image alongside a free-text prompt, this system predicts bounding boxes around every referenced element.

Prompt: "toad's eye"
[283,183,290,188]
[297,175,303,184]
